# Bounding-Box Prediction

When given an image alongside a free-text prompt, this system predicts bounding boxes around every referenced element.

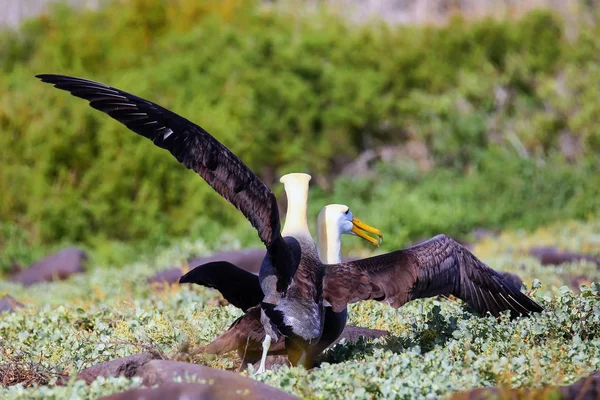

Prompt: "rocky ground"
[0,220,599,399]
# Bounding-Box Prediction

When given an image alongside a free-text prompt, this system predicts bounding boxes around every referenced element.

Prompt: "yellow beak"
[351,217,383,247]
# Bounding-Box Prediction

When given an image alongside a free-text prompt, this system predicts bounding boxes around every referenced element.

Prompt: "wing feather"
[179,261,263,312]
[324,234,543,318]
[37,74,292,285]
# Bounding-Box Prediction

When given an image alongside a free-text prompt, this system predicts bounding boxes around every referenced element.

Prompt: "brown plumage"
[323,234,541,318]
[201,306,286,364]
[201,306,348,368]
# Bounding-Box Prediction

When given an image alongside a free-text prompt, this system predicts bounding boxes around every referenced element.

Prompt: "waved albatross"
[37,75,544,374]
[181,173,382,367]
[183,175,544,368]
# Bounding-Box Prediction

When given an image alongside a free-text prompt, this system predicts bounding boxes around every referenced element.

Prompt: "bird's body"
[38,74,543,372]
[256,173,328,367]
[259,234,325,365]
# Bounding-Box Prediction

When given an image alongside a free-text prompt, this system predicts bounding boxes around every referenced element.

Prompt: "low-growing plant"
[0,222,599,399]
[0,346,68,389]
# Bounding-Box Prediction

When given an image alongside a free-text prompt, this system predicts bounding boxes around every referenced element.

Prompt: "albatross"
[181,173,382,367]
[183,174,544,369]
[37,74,544,374]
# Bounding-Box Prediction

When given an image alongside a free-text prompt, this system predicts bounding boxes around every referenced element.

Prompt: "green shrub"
[0,0,598,268]
[312,150,600,252]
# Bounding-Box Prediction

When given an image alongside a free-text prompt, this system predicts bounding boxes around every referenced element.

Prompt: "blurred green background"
[1,0,599,273]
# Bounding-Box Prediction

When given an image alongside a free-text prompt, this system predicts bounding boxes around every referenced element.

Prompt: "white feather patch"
[163,128,174,140]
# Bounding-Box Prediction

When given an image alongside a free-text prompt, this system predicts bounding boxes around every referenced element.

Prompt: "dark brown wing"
[36,74,292,286]
[323,234,543,318]
[179,261,263,312]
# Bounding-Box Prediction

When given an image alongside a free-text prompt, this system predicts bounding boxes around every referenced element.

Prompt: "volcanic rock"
[99,382,299,400]
[0,295,24,314]
[9,247,87,286]
[133,360,298,399]
[77,352,161,384]
[529,247,600,267]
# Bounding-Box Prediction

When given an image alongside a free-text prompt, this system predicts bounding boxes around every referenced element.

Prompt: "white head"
[280,173,312,238]
[280,173,311,198]
[317,204,382,264]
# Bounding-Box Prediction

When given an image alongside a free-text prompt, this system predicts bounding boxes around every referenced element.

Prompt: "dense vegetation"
[1,220,599,399]
[1,3,599,398]
[1,0,599,273]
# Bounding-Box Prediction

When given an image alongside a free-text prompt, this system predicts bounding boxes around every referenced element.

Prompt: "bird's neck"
[317,211,342,264]
[280,173,312,239]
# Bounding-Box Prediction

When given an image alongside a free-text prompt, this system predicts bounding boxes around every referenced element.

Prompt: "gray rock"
[99,381,299,400]
[0,295,24,314]
[148,267,185,287]
[570,275,593,292]
[77,352,160,384]
[133,360,298,399]
[561,371,600,400]
[529,247,600,267]
[9,247,87,286]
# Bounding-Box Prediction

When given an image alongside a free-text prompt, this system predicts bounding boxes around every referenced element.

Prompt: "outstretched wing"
[323,234,543,318]
[179,261,263,312]
[37,74,292,286]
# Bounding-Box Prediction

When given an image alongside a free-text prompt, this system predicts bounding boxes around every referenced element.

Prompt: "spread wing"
[323,234,544,318]
[179,261,263,312]
[37,74,292,286]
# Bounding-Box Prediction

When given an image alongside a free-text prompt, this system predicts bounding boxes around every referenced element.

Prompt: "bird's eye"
[344,208,350,214]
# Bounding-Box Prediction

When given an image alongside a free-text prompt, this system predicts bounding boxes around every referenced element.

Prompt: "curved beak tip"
[351,217,383,248]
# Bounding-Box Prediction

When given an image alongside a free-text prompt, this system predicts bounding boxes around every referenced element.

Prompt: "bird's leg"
[256,334,271,374]
[297,349,307,367]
